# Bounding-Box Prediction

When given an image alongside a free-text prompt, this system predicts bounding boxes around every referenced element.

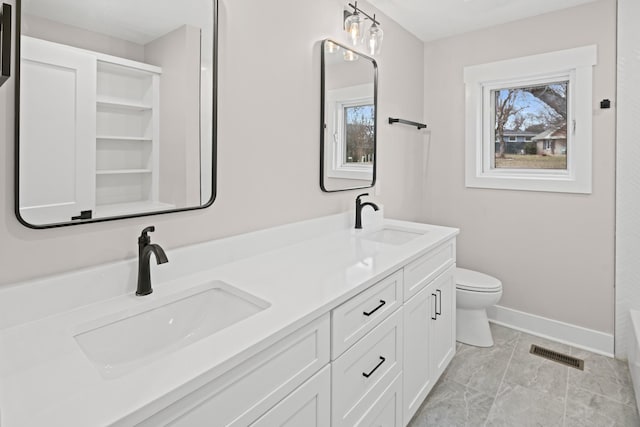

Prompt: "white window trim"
[325,84,374,180]
[464,45,597,194]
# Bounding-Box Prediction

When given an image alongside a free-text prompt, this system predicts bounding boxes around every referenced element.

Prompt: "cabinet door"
[251,365,330,427]
[19,36,96,224]
[429,266,456,380]
[356,372,403,427]
[403,284,433,425]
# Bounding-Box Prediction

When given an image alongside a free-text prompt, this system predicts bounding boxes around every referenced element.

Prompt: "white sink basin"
[361,226,426,245]
[74,281,270,379]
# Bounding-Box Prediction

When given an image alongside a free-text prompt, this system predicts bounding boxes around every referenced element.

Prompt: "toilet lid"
[456,268,502,292]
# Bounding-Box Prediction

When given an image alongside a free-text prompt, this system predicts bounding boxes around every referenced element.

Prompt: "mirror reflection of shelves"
[95,59,171,216]
[19,36,177,223]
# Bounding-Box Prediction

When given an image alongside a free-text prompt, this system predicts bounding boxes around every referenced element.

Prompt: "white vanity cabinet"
[0,215,460,426]
[128,237,455,427]
[135,315,330,427]
[250,365,331,427]
[330,236,457,427]
[332,307,404,427]
[429,267,456,381]
[402,241,456,425]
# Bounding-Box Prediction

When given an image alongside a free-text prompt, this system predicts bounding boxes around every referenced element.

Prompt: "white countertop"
[0,212,458,426]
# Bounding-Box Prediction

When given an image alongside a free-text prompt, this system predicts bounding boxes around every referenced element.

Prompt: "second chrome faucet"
[136,226,168,296]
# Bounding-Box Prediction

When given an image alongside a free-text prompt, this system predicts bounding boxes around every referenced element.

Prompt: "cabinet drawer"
[332,269,403,359]
[404,239,455,301]
[355,372,403,427]
[251,365,331,427]
[332,308,403,427]
[138,314,330,427]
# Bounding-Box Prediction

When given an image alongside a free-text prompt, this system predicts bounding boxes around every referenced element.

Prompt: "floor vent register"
[529,344,585,370]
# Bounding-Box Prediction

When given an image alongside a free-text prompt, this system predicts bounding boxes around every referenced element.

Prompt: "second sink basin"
[361,226,426,245]
[74,280,270,379]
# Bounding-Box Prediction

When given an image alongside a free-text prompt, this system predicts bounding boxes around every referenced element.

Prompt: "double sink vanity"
[1,0,460,425]
[0,210,458,426]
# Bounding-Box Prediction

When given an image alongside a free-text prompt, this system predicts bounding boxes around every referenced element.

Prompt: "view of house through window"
[344,104,375,165]
[492,81,568,170]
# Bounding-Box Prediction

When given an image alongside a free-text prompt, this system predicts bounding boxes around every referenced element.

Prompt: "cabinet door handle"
[431,293,438,320]
[363,299,386,316]
[0,3,12,87]
[436,289,442,316]
[362,356,386,378]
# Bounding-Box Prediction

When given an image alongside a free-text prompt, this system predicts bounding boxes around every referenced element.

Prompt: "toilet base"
[456,307,494,347]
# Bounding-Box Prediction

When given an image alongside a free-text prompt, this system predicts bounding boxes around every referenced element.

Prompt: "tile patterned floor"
[408,324,640,427]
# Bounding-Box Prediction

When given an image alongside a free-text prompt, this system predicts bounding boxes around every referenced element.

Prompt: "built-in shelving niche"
[94,59,172,217]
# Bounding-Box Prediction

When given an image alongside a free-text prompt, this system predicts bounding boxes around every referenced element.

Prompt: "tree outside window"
[344,104,375,165]
[492,81,568,170]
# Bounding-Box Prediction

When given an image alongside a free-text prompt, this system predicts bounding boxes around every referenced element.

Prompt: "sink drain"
[529,344,584,370]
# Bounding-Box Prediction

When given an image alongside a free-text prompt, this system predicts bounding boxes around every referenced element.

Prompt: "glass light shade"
[367,23,383,56]
[325,40,341,53]
[344,12,364,46]
[343,50,359,62]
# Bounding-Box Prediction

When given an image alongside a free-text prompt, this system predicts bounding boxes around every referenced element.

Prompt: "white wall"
[23,14,144,61]
[422,0,616,335]
[145,25,202,208]
[0,0,425,286]
[615,0,640,358]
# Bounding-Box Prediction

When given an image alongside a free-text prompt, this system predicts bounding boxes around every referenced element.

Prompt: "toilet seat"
[456,268,502,293]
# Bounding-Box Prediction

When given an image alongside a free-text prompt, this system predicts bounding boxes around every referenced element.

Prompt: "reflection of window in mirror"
[321,39,376,192]
[344,104,375,165]
[326,84,374,181]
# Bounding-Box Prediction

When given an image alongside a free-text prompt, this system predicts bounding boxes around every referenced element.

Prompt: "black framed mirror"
[0,3,11,87]
[15,0,217,228]
[320,38,377,192]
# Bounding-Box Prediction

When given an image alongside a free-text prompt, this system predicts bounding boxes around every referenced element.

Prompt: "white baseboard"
[487,305,614,357]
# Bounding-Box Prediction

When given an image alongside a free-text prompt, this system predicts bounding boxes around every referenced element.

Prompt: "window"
[343,104,374,166]
[492,81,568,170]
[464,46,597,193]
[326,84,374,180]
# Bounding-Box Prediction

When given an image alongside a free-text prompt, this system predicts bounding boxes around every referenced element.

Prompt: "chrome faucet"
[136,226,168,296]
[355,193,379,229]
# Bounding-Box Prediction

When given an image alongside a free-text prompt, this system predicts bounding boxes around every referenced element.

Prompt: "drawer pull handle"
[431,293,438,320]
[363,299,386,316]
[362,356,386,378]
[436,289,442,316]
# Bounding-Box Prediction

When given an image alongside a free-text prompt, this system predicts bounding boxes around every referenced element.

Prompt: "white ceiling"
[22,0,213,45]
[366,0,600,42]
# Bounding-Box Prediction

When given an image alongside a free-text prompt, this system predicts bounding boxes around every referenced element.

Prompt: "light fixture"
[343,2,383,55]
[344,6,364,45]
[367,14,383,56]
[325,40,341,54]
[343,49,359,62]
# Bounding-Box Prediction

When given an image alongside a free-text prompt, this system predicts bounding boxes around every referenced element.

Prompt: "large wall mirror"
[15,0,217,228]
[320,39,377,192]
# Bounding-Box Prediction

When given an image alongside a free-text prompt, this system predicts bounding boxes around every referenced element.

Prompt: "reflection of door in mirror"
[321,39,377,192]
[16,0,215,228]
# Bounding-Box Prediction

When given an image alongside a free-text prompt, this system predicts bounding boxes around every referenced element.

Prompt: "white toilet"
[456,267,503,347]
